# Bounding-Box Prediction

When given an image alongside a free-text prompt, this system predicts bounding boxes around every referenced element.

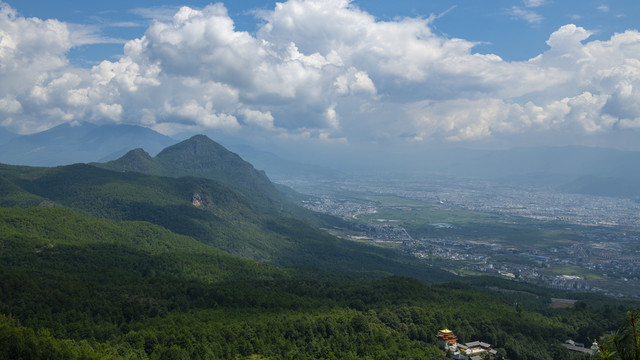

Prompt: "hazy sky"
[2,0,640,151]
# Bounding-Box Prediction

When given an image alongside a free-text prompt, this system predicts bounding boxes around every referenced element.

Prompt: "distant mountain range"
[1,122,640,198]
[212,142,640,198]
[430,146,640,179]
[420,146,640,198]
[0,122,343,182]
[0,127,16,144]
[0,123,177,166]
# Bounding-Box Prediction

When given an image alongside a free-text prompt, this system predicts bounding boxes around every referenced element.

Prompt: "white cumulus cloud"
[1,0,640,149]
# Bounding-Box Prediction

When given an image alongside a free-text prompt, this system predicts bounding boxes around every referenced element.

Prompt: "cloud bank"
[1,0,640,148]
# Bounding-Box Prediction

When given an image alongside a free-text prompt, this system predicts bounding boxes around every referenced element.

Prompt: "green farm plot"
[354,199,501,226]
[347,193,433,208]
[354,200,583,247]
[539,265,606,281]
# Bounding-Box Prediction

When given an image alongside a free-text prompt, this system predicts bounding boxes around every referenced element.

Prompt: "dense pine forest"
[1,206,635,359]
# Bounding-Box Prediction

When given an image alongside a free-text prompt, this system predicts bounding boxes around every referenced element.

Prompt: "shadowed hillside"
[97,134,351,228]
[0,162,452,283]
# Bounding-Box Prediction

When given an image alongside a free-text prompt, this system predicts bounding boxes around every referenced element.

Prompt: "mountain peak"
[125,148,152,159]
[100,135,285,211]
[188,134,212,142]
[99,147,162,174]
[157,134,232,160]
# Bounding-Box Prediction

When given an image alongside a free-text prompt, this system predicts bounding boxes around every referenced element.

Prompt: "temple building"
[437,329,459,345]
[458,341,498,357]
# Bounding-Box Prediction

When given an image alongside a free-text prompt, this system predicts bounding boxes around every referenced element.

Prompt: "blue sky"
[2,0,640,152]
[13,0,637,64]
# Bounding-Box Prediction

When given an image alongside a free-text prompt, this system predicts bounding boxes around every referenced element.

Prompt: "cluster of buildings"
[436,329,499,360]
[299,196,377,218]
[294,177,640,298]
[354,223,412,242]
[561,340,598,356]
[436,329,599,359]
[403,232,640,298]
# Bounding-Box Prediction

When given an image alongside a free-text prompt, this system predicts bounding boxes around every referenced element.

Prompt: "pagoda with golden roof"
[436,329,458,345]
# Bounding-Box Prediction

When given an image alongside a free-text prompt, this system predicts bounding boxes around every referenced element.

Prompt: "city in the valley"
[286,175,640,298]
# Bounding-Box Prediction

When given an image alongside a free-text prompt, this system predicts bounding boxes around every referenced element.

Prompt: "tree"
[552,345,571,360]
[597,311,640,360]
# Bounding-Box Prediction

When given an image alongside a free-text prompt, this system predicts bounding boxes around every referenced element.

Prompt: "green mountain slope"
[0,207,284,285]
[0,163,452,282]
[7,163,290,261]
[155,135,285,209]
[0,205,632,359]
[96,135,350,229]
[98,135,284,212]
[103,147,165,174]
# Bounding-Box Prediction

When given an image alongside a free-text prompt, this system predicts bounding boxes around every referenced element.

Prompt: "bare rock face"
[192,192,203,208]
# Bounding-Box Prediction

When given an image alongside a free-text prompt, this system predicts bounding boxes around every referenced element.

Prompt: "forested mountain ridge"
[0,162,452,282]
[97,135,285,212]
[96,134,348,228]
